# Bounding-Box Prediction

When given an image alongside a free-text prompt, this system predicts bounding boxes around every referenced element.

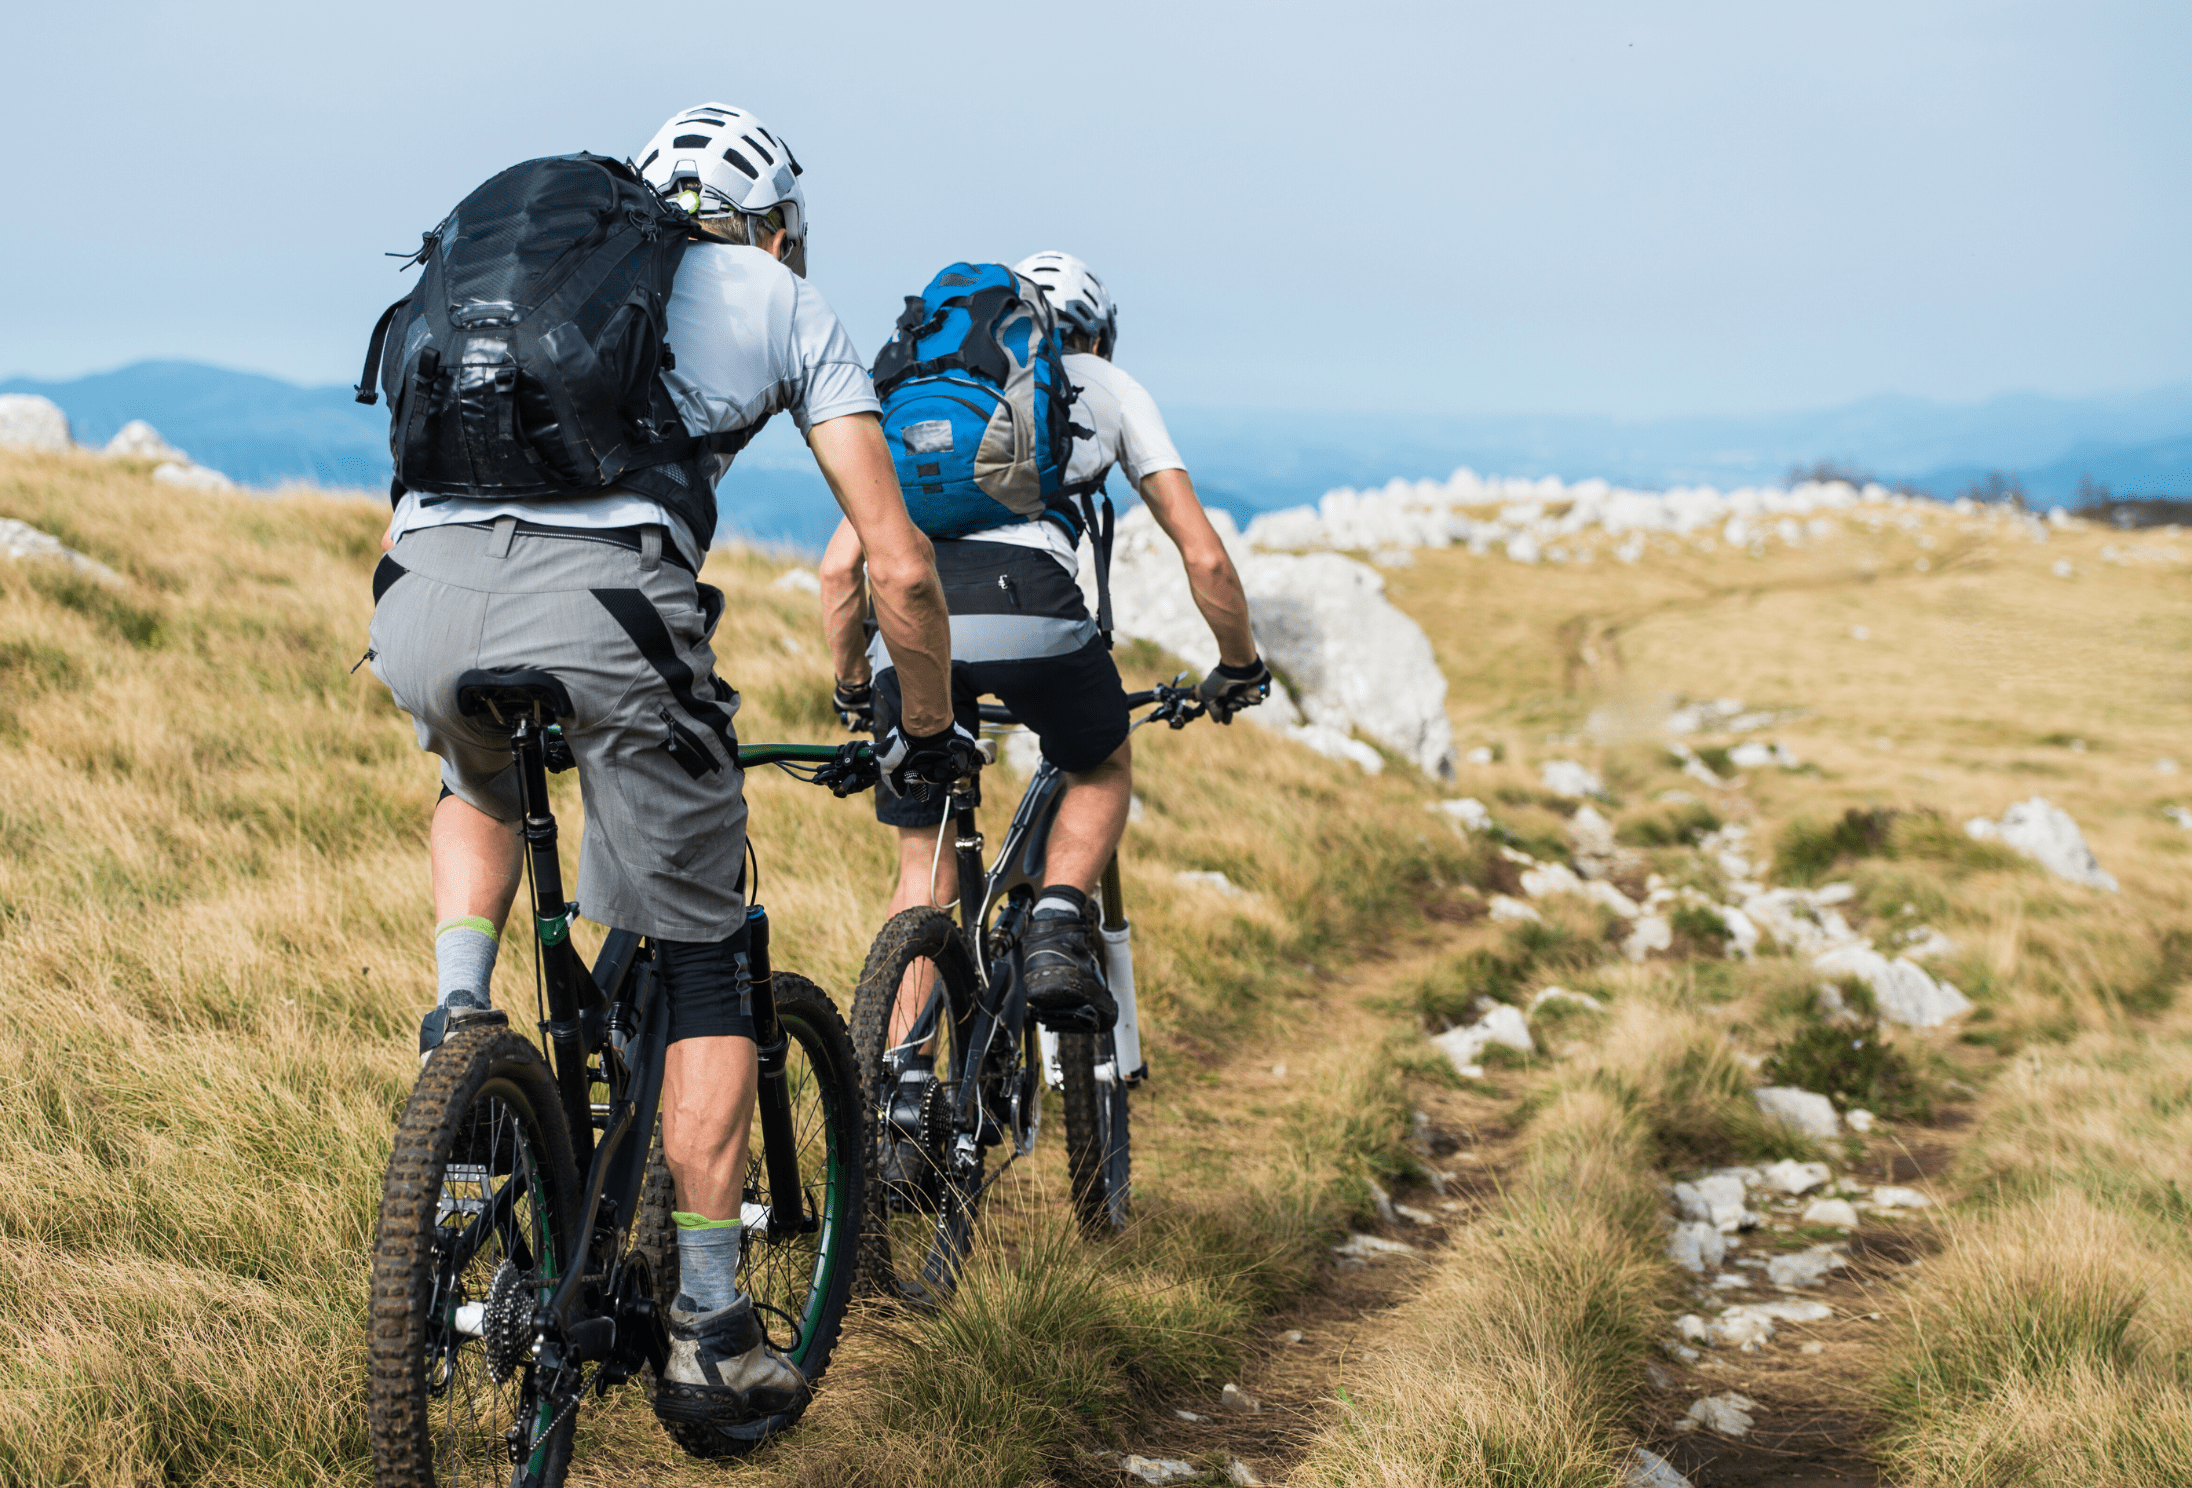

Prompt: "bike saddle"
[454,667,574,726]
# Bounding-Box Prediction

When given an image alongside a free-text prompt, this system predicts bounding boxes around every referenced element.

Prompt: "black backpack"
[355,153,742,546]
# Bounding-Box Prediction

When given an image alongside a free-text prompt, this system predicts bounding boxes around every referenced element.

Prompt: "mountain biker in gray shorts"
[368,103,970,1435]
[819,250,1268,1045]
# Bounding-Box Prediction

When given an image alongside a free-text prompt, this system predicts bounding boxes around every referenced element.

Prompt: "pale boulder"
[1757,1159,1832,1196]
[1965,796,2118,891]
[1753,1086,1839,1139]
[1667,1220,1727,1274]
[0,394,72,451]
[1765,1245,1847,1288]
[102,419,188,462]
[152,461,237,492]
[1540,759,1605,799]
[1801,1198,1861,1228]
[0,517,124,587]
[1811,945,1971,1029]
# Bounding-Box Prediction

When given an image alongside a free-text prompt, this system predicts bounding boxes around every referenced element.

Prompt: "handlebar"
[981,677,1230,734]
[741,739,880,798]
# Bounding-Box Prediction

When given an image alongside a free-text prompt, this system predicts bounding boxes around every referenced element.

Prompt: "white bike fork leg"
[1100,921,1144,1084]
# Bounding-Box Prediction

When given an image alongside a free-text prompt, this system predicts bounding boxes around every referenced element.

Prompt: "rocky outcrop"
[0,395,72,452]
[1087,506,1455,778]
[103,420,188,463]
[1966,796,2118,891]
[151,461,237,492]
[0,518,124,587]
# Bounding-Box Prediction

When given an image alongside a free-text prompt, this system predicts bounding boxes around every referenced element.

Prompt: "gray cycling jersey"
[388,243,878,568]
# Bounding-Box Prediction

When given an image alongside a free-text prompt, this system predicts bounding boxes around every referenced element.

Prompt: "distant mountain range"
[6,361,2185,551]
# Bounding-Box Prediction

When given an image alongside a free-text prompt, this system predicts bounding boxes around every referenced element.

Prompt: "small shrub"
[1667,903,1732,959]
[1774,807,1899,883]
[1763,1015,1933,1121]
[1616,802,1721,848]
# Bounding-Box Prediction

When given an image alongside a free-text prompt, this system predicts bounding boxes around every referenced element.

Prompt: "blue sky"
[3,1,2185,420]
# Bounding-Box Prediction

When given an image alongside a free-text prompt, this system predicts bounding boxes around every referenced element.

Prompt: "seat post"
[511,718,570,935]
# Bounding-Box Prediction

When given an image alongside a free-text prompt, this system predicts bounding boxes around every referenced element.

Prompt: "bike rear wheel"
[632,973,863,1458]
[370,1027,583,1488]
[849,906,984,1303]
[1059,1030,1131,1233]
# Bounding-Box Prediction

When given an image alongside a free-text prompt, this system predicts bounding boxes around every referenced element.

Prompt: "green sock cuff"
[673,1210,740,1231]
[435,916,499,942]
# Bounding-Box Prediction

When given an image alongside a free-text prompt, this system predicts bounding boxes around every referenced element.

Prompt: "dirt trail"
[1645,1113,1982,1486]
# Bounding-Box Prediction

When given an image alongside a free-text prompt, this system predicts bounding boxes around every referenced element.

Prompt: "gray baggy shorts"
[368,521,747,942]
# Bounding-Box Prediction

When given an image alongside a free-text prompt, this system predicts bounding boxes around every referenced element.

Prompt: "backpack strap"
[354,296,410,406]
[1057,476,1115,647]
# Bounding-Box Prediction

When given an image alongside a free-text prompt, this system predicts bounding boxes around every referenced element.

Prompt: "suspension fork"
[510,719,598,1168]
[746,905,813,1239]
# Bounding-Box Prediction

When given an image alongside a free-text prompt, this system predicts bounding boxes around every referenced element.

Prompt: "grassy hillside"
[4,449,2189,1485]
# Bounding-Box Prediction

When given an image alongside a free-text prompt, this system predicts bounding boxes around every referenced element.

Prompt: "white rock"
[1227,1460,1265,1487]
[1219,1382,1260,1414]
[1585,880,1643,917]
[2158,759,2180,775]
[1474,1003,1533,1052]
[1541,759,1606,798]
[101,419,187,462]
[1569,804,1617,858]
[1430,1004,1534,1075]
[1531,985,1604,1012]
[1965,796,2118,891]
[1801,1198,1861,1228]
[1621,1446,1696,1488]
[0,394,72,451]
[1677,1392,1758,1436]
[770,567,821,594]
[1434,796,1493,831]
[1393,1202,1438,1225]
[1174,1408,1212,1422]
[1707,1309,1777,1352]
[1289,722,1386,773]
[1898,926,1958,960]
[1811,944,1972,1029]
[2166,806,2192,831]
[1674,1313,1710,1343]
[1128,794,1146,824]
[1487,895,1541,923]
[1718,905,1761,959]
[1845,1109,1876,1134]
[1668,1221,1728,1274]
[1175,870,1244,898]
[1520,862,1586,898]
[1754,1087,1840,1139]
[0,517,125,587]
[1673,1175,1754,1231]
[1464,745,1495,765]
[1624,915,1673,960]
[1748,1298,1834,1323]
[1332,1231,1416,1258]
[1121,1454,1201,1484]
[1766,1246,1847,1288]
[1871,1186,1932,1209]
[151,461,237,491]
[1757,1160,1833,1196]
[1001,728,1042,776]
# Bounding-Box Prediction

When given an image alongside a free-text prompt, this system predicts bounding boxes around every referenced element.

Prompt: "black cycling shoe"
[418,1000,506,1059]
[653,1293,809,1429]
[1021,908,1117,1033]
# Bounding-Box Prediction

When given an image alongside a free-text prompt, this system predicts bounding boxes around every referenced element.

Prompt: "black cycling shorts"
[657,928,756,1043]
[870,639,1130,828]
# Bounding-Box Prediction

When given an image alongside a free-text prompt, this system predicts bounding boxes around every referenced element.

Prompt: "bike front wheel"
[1059,1030,1132,1233]
[370,1026,584,1488]
[632,973,864,1459]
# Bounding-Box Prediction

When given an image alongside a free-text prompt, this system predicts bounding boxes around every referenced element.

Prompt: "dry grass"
[0,449,1472,1484]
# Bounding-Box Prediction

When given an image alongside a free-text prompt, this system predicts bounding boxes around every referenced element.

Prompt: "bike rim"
[745,1009,852,1370]
[427,1079,563,1485]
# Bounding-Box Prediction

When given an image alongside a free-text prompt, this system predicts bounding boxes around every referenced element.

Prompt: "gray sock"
[674,1213,744,1314]
[435,916,499,1009]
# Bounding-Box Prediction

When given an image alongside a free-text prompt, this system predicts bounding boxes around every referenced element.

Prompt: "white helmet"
[635,103,808,276]
[1014,251,1117,357]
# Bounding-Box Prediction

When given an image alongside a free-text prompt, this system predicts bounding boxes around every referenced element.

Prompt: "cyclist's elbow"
[868,551,940,605]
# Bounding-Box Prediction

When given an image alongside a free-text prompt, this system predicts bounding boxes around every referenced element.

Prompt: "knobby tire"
[1058,1030,1132,1233]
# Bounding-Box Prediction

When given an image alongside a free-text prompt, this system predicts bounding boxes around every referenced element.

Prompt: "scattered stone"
[2158,759,2180,775]
[1270,1062,1286,1078]
[1673,1174,1755,1232]
[1332,1232,1415,1259]
[1365,1178,1400,1226]
[1121,1454,1201,1484]
[1871,1186,1933,1210]
[1845,1109,1876,1134]
[1622,1445,1697,1488]
[1801,1198,1862,1229]
[1541,759,1606,799]
[1645,1361,1678,1392]
[151,460,237,491]
[1227,1461,1265,1487]
[1280,1330,1304,1345]
[0,394,72,451]
[1175,870,1245,898]
[1662,1338,1702,1364]
[771,567,821,594]
[1674,1314,1710,1343]
[1812,944,1972,1029]
[1624,915,1673,960]
[1757,1160,1832,1196]
[1727,740,1801,770]
[1668,1220,1728,1274]
[1585,880,1643,917]
[1711,1273,1749,1290]
[1677,1392,1758,1436]
[1519,861,1586,899]
[1428,1003,1533,1076]
[1766,1246,1848,1289]
[0,517,125,587]
[102,420,188,462]
[1001,728,1043,776]
[1487,894,1541,924]
[1717,905,1761,959]
[1753,1087,1840,1139]
[1708,1309,1776,1352]
[1393,1201,1438,1225]
[1531,986,1604,1012]
[2167,806,2192,831]
[1965,796,2119,891]
[1174,1408,1212,1423]
[1433,796,1493,831]
[1219,1382,1260,1415]
[1800,1340,1827,1355]
[1465,745,1496,765]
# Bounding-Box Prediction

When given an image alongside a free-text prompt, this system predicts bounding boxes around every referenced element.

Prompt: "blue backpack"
[871,263,1082,541]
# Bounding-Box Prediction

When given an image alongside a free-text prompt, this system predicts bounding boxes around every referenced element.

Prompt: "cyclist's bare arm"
[1138,468,1258,666]
[819,517,871,685]
[808,413,951,735]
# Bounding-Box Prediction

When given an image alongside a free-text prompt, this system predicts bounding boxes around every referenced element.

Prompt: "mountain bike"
[850,679,1219,1302]
[367,668,880,1488]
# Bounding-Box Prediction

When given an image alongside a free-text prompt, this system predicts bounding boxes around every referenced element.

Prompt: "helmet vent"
[672,134,713,149]
[720,148,758,179]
